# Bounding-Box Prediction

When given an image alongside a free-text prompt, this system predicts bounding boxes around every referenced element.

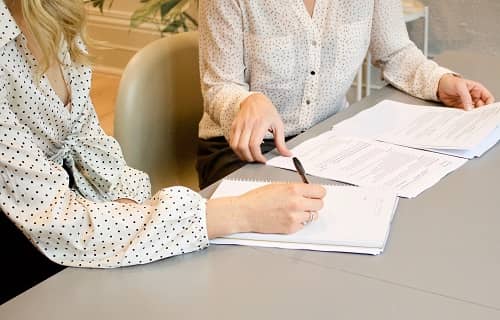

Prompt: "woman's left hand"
[437,74,495,111]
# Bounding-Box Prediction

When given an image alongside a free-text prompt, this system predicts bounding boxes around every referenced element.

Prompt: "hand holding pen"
[292,157,319,225]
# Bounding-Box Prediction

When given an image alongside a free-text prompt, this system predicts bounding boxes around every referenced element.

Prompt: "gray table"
[1,52,499,319]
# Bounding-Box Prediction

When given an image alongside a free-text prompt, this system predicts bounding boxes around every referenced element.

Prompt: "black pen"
[292,157,310,184]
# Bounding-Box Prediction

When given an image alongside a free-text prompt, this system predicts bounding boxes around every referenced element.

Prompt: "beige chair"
[114,32,202,193]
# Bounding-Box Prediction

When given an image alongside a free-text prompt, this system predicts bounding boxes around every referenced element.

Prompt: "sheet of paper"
[331,100,500,157]
[211,238,383,255]
[430,126,500,158]
[267,131,467,198]
[209,179,398,254]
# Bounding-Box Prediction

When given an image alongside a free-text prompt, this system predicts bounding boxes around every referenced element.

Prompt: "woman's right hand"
[206,183,326,239]
[229,93,292,163]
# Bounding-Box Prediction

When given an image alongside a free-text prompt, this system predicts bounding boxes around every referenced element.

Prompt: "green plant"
[87,0,198,34]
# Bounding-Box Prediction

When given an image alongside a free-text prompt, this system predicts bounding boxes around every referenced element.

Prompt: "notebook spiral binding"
[221,177,350,188]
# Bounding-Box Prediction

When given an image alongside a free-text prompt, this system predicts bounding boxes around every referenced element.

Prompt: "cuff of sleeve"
[168,186,210,250]
[198,196,210,248]
[149,186,210,252]
[427,66,459,102]
[220,90,260,141]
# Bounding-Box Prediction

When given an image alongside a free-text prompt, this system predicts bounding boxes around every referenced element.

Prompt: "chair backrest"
[114,32,202,193]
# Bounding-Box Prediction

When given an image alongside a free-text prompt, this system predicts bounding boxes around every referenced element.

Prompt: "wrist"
[233,195,253,233]
[206,197,252,239]
[437,73,459,101]
[240,92,260,110]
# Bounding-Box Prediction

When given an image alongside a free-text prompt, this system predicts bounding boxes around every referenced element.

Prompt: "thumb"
[271,122,292,157]
[457,80,474,111]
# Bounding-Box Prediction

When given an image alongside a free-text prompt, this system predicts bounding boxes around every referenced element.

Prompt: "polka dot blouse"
[198,0,453,140]
[0,3,208,268]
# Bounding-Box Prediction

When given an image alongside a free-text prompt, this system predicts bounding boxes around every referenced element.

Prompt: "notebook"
[210,179,399,255]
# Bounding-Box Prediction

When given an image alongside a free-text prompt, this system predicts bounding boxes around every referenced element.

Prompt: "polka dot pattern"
[198,0,452,141]
[0,3,209,268]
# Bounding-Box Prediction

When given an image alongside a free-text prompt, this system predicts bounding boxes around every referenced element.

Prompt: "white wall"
[87,1,200,74]
[407,0,500,57]
[87,1,161,74]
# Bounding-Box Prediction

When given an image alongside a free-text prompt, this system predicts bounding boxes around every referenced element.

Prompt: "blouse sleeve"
[0,78,209,268]
[369,0,453,101]
[79,95,153,204]
[199,0,255,140]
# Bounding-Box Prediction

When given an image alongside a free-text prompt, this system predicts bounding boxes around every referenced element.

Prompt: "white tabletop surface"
[1,52,499,319]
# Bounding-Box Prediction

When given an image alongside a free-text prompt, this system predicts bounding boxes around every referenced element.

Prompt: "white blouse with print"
[198,0,453,140]
[0,3,208,268]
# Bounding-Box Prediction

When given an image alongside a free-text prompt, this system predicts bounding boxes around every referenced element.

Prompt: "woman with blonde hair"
[0,0,325,303]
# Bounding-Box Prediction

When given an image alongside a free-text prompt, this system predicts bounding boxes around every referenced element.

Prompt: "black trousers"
[0,212,65,305]
[196,136,296,189]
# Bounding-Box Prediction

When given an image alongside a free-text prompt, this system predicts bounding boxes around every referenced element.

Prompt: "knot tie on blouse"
[49,133,123,199]
[50,133,79,164]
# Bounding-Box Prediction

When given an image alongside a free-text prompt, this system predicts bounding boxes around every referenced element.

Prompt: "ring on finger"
[301,211,315,226]
[307,211,314,224]
[308,211,316,224]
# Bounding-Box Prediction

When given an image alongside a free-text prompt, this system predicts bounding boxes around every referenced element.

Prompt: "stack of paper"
[267,100,500,197]
[267,131,467,198]
[210,179,399,255]
[332,100,500,159]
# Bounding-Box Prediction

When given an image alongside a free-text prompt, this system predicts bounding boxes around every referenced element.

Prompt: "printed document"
[332,100,500,158]
[267,131,467,198]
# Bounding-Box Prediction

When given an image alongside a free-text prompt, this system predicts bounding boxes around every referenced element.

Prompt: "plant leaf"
[161,0,182,17]
[90,0,199,34]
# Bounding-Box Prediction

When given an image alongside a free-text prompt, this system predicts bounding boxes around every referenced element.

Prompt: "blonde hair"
[20,0,89,76]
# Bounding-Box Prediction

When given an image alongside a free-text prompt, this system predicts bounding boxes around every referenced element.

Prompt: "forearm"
[202,84,254,139]
[107,166,152,204]
[5,186,209,268]
[199,0,253,139]
[380,44,452,101]
[370,0,453,101]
